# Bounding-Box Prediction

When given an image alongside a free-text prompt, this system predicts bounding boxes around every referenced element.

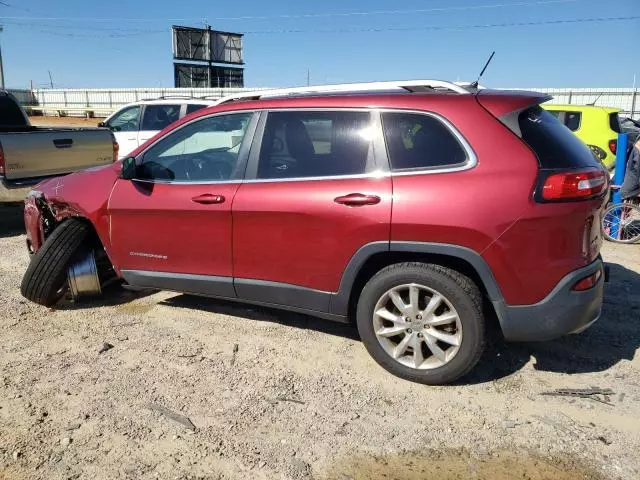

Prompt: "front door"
[137,103,181,147]
[232,109,392,312]
[108,111,258,296]
[106,105,142,158]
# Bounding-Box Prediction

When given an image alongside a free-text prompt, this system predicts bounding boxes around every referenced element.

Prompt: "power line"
[0,0,585,23]
[242,15,640,34]
[1,14,638,38]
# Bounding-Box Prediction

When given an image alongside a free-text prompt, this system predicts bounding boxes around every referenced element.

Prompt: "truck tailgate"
[1,128,114,180]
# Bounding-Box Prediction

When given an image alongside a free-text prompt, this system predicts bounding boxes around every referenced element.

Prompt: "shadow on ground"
[54,284,157,311]
[159,262,639,384]
[161,294,361,341]
[0,202,25,238]
[464,262,640,384]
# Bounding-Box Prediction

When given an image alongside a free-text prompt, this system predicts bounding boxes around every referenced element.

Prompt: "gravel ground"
[1,202,639,480]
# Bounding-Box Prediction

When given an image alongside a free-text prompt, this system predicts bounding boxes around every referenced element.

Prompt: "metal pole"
[610,133,629,239]
[0,26,5,90]
[207,25,212,88]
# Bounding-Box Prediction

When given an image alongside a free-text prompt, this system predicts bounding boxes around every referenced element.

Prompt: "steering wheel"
[184,154,233,181]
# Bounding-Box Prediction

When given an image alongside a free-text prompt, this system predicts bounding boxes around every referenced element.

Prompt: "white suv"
[100,97,218,158]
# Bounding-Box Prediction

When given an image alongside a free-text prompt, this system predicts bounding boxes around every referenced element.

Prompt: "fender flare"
[328,241,507,318]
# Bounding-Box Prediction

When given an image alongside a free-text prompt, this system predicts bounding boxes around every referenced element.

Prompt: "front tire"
[21,219,92,306]
[356,262,485,385]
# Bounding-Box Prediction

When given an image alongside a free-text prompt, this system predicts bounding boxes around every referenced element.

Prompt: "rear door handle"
[191,194,226,205]
[53,138,73,149]
[334,193,381,207]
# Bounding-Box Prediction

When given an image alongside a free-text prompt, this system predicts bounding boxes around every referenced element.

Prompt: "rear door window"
[563,111,581,131]
[519,106,599,169]
[141,104,181,131]
[257,111,375,179]
[186,104,209,115]
[381,112,468,170]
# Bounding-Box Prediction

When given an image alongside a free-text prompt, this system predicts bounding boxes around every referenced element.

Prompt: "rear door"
[137,104,181,147]
[231,109,392,312]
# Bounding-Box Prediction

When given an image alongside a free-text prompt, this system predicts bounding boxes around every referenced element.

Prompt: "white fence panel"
[15,86,640,119]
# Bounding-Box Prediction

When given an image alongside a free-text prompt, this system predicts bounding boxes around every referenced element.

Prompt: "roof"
[135,97,219,106]
[544,104,621,113]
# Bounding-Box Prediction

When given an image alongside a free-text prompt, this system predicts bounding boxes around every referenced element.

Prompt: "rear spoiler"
[475,89,552,118]
[475,90,553,138]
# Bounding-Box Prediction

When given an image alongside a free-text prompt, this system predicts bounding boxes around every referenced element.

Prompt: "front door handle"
[334,193,381,207]
[191,194,226,205]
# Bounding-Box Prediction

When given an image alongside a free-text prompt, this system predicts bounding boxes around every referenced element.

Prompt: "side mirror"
[97,121,106,127]
[120,157,137,180]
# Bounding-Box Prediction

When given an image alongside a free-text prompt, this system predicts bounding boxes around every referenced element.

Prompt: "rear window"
[0,94,28,128]
[609,112,621,133]
[518,106,599,169]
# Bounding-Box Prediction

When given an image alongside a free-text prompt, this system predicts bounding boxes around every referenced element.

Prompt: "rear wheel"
[602,202,640,244]
[356,262,485,385]
[21,219,92,306]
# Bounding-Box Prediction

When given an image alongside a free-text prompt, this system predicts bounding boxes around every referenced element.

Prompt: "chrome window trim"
[246,108,388,183]
[130,178,244,186]
[131,109,259,186]
[378,108,477,176]
[243,171,390,184]
[130,107,477,185]
[242,107,476,184]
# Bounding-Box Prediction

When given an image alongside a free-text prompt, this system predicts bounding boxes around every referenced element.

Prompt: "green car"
[543,104,621,169]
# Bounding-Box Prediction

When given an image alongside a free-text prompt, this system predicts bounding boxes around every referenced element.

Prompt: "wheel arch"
[330,241,507,326]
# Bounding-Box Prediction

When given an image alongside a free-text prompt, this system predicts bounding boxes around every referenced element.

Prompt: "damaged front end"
[23,191,116,301]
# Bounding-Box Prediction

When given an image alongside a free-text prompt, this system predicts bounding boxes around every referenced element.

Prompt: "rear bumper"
[496,258,605,342]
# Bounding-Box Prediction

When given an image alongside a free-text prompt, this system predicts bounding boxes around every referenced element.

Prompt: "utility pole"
[306,69,310,86]
[206,24,212,88]
[0,26,5,90]
[48,70,54,89]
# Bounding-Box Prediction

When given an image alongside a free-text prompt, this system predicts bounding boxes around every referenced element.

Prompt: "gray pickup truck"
[0,91,116,202]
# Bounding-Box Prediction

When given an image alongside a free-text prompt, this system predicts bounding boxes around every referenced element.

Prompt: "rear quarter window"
[381,112,468,171]
[518,106,600,169]
[609,112,621,133]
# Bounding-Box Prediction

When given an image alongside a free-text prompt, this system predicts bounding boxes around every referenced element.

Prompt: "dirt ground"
[0,202,639,480]
[29,116,107,128]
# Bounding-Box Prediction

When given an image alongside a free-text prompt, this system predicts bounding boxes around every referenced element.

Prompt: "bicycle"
[601,186,640,244]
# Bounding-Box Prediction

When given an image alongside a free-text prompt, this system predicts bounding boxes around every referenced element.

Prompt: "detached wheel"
[21,219,92,306]
[356,262,485,385]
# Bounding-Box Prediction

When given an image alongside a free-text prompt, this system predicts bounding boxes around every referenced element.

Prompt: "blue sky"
[1,0,638,89]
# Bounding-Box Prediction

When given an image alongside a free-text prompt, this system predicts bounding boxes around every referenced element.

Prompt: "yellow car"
[543,104,621,169]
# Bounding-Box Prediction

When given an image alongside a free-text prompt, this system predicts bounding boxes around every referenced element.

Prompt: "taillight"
[572,269,601,291]
[112,136,119,161]
[539,168,607,202]
[608,139,617,155]
[0,142,4,175]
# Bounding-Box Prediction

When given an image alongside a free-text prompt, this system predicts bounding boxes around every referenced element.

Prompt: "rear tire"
[21,219,92,306]
[602,202,640,244]
[356,262,485,385]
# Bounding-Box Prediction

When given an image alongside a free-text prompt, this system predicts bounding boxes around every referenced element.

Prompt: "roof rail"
[140,95,198,101]
[213,80,473,106]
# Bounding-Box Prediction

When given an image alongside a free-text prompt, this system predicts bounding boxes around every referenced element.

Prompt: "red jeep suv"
[21,81,608,385]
